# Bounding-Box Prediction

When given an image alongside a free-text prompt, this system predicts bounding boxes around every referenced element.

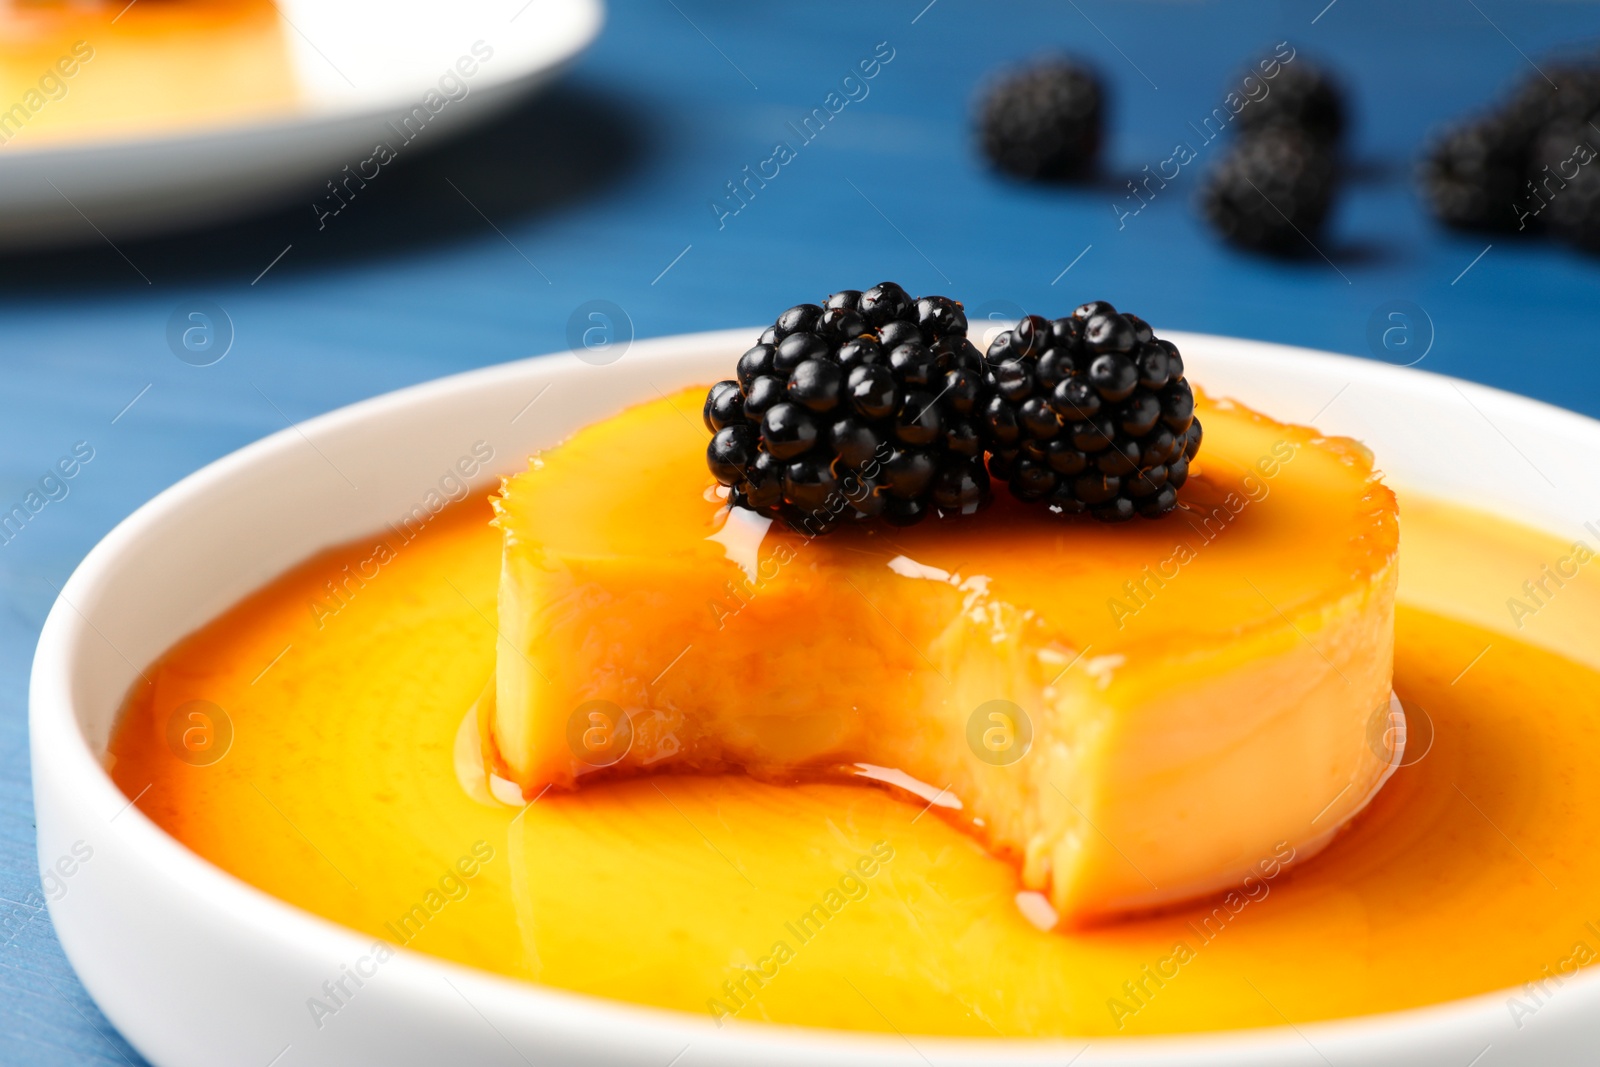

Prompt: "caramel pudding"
[0,0,298,148]
[491,389,1398,926]
[103,391,1600,1037]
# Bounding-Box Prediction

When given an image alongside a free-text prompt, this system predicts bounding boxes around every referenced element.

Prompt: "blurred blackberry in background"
[976,58,1105,181]
[704,283,992,532]
[1419,60,1600,233]
[1500,62,1600,137]
[1531,115,1600,249]
[1235,58,1346,147]
[1418,116,1530,230]
[978,302,1199,522]
[1198,47,1346,254]
[1197,129,1337,254]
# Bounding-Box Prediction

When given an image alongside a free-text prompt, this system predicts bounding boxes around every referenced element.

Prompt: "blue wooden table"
[4,1,1598,1061]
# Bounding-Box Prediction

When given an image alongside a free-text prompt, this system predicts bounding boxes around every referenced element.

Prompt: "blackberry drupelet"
[704,282,992,532]
[978,302,1200,522]
[976,58,1105,181]
[1235,55,1346,147]
[1198,129,1336,254]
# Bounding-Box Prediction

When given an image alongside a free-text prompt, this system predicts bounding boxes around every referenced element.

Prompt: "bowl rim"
[31,326,1600,1065]
[0,0,606,159]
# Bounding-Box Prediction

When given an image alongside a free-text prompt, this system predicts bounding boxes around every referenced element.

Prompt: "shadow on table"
[0,80,653,293]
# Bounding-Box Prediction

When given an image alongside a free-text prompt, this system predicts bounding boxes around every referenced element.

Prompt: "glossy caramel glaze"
[108,492,1600,1036]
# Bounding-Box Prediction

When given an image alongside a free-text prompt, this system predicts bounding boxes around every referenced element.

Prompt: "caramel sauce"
[107,493,1600,1036]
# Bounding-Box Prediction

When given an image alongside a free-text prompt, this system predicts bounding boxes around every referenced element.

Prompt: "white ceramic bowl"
[31,329,1600,1066]
[0,0,602,249]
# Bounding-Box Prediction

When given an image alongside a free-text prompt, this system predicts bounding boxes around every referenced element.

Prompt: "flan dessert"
[490,293,1400,926]
[105,291,1600,1034]
[0,0,297,150]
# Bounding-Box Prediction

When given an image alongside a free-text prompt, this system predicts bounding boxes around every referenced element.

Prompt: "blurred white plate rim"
[0,0,604,248]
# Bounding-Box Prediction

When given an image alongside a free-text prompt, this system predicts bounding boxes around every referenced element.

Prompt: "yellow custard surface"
[107,493,1600,1037]
[0,0,298,149]
[490,389,1403,929]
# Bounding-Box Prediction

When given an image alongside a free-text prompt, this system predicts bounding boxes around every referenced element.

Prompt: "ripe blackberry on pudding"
[704,282,992,532]
[979,302,1199,522]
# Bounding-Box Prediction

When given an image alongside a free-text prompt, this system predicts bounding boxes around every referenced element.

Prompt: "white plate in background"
[0,0,602,250]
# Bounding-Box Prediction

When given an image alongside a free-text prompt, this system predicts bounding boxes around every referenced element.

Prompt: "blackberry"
[1501,62,1600,136]
[1530,115,1600,249]
[976,58,1105,181]
[704,282,992,533]
[1198,129,1337,254]
[978,302,1199,522]
[1236,53,1347,147]
[1419,61,1600,232]
[1418,114,1533,231]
